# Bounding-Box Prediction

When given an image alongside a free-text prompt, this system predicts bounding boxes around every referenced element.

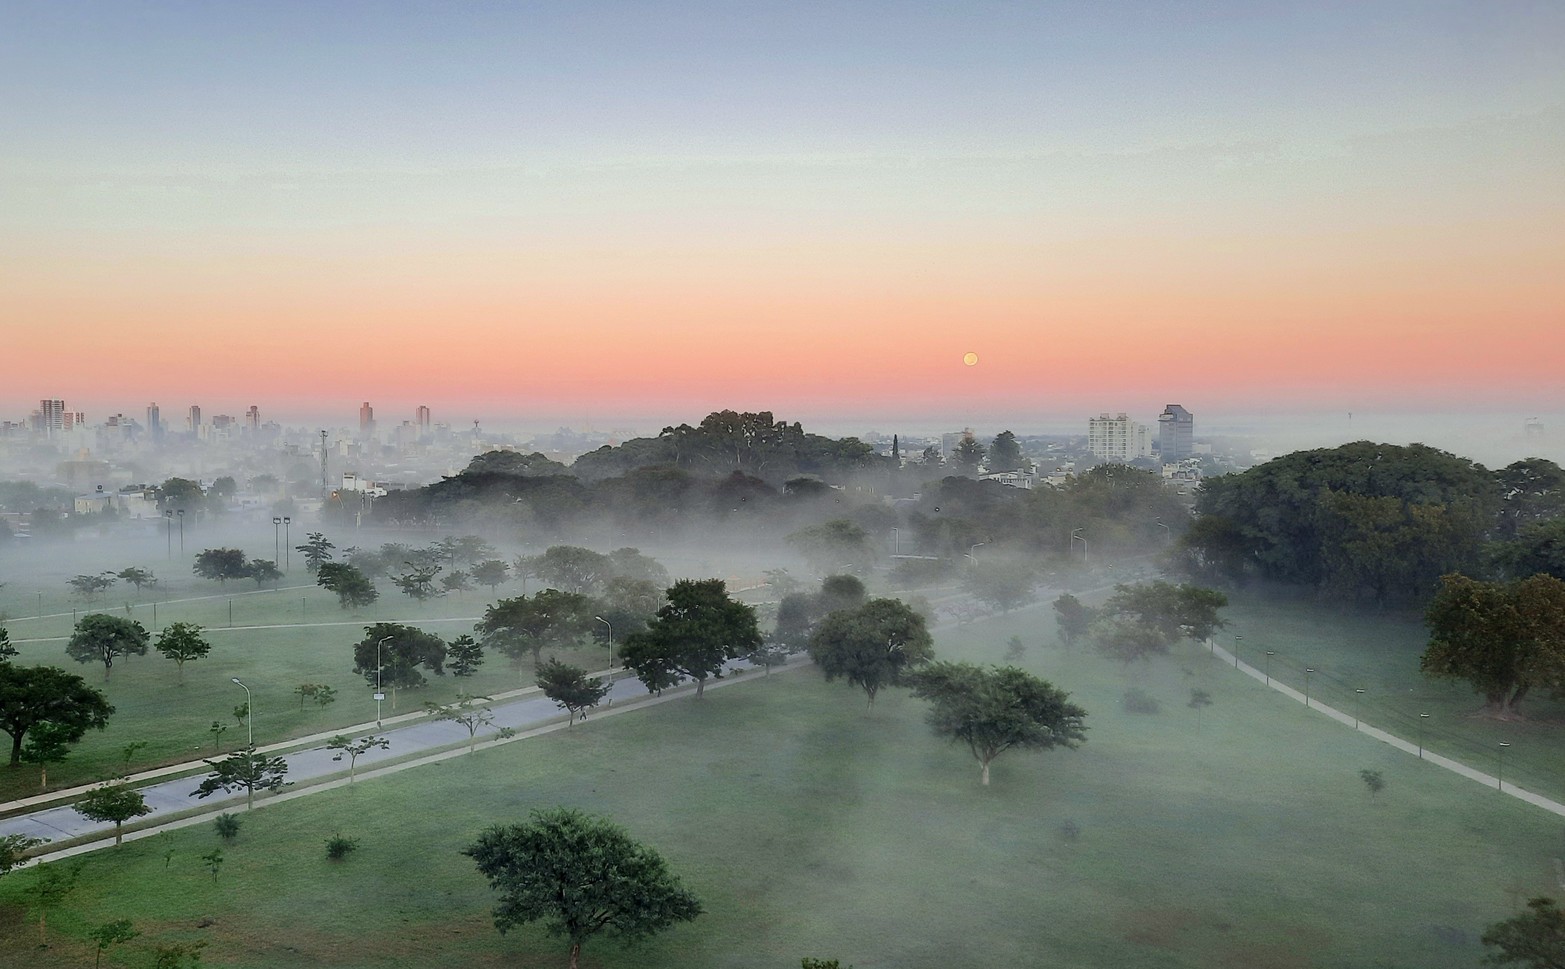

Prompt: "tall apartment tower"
[38,399,66,438]
[415,405,431,430]
[147,402,162,439]
[1088,413,1153,462]
[1158,404,1194,462]
[245,405,260,431]
[187,405,202,433]
[359,401,375,438]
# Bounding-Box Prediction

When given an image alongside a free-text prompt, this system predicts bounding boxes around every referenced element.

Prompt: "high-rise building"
[415,405,431,430]
[187,405,202,432]
[245,405,260,431]
[38,399,66,438]
[359,401,375,438]
[147,402,162,439]
[1157,404,1194,462]
[1088,413,1153,462]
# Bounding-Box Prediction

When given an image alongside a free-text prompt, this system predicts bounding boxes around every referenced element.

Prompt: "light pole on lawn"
[176,508,185,554]
[1418,713,1430,759]
[272,516,282,567]
[1353,688,1366,729]
[1264,650,1275,685]
[165,510,173,559]
[231,677,253,749]
[1234,634,1242,670]
[1498,742,1511,791]
[1070,528,1088,565]
[283,516,292,571]
[595,616,614,671]
[1304,667,1315,708]
[375,635,392,727]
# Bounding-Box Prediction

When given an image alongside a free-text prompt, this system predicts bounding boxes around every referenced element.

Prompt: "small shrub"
[213,813,241,842]
[1360,769,1385,799]
[1121,688,1160,714]
[1058,819,1082,842]
[325,833,360,861]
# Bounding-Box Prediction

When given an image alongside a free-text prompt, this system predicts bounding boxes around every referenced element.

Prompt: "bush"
[1121,688,1160,714]
[213,813,241,842]
[325,833,360,861]
[1058,819,1082,842]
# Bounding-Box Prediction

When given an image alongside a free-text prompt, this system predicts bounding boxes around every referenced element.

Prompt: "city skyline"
[3,3,1561,429]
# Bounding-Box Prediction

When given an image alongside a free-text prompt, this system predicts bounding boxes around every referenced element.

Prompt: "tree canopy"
[154,622,212,683]
[1481,896,1565,969]
[536,658,612,725]
[74,782,151,846]
[317,562,379,609]
[620,579,760,698]
[465,808,702,969]
[808,598,935,708]
[1421,573,1565,717]
[909,662,1088,785]
[65,614,150,679]
[475,590,595,667]
[0,664,114,766]
[192,548,250,585]
[352,623,448,706]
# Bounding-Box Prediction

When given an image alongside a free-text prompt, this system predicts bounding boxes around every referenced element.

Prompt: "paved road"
[0,668,686,847]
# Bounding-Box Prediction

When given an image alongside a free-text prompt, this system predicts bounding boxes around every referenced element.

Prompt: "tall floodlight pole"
[273,516,282,566]
[165,510,174,559]
[890,527,899,556]
[231,677,253,748]
[375,635,392,727]
[320,430,329,499]
[595,616,614,671]
[283,517,292,571]
[177,509,185,553]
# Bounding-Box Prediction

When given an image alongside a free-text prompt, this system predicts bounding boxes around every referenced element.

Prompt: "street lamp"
[595,616,614,671]
[1264,650,1275,685]
[1155,518,1170,544]
[176,509,185,553]
[272,516,282,566]
[968,543,986,569]
[890,527,899,556]
[1303,667,1315,707]
[231,677,253,749]
[1353,688,1366,728]
[1070,528,1088,564]
[164,510,173,559]
[375,635,392,727]
[1498,742,1511,791]
[283,516,292,571]
[1417,712,1430,758]
[1234,635,1243,670]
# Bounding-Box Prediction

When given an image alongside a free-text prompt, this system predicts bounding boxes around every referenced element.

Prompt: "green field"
[2,601,1558,969]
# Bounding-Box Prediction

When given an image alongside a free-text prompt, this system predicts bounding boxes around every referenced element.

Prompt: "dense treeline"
[1180,443,1565,604]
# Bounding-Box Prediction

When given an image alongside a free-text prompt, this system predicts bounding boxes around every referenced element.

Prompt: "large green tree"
[620,579,760,698]
[192,548,250,585]
[465,808,702,969]
[65,614,150,679]
[1482,896,1565,968]
[351,623,448,708]
[808,598,935,709]
[908,662,1088,785]
[154,622,211,683]
[986,430,1024,473]
[476,590,595,668]
[296,532,336,572]
[73,782,151,846]
[1052,594,1095,649]
[536,659,612,725]
[191,749,289,810]
[0,664,114,766]
[1421,573,1565,717]
[317,562,380,609]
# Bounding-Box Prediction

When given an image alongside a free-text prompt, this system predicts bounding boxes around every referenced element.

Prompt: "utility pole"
[319,429,329,499]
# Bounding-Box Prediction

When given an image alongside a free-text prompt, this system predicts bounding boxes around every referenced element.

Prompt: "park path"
[0,657,803,864]
[1207,639,1565,819]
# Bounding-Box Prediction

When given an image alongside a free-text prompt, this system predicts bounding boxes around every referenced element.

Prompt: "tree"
[246,558,284,586]
[192,548,250,585]
[1051,594,1093,648]
[2,665,116,767]
[351,623,447,708]
[21,721,74,790]
[536,659,611,725]
[533,545,612,594]
[154,622,211,683]
[69,573,116,601]
[426,694,496,753]
[476,590,595,668]
[1359,768,1385,799]
[447,635,485,677]
[951,432,986,476]
[987,430,1024,473]
[191,748,289,810]
[1188,688,1213,728]
[1421,573,1565,717]
[908,662,1087,785]
[465,808,702,969]
[89,919,139,969]
[772,593,818,651]
[327,734,389,783]
[808,598,935,709]
[472,559,511,592]
[296,532,336,572]
[0,626,16,662]
[66,613,150,679]
[441,569,473,597]
[74,782,151,845]
[787,519,876,575]
[1482,897,1565,968]
[1492,520,1565,583]
[394,562,444,600]
[26,861,80,945]
[116,567,156,593]
[963,561,1036,613]
[818,574,867,615]
[621,579,761,698]
[1,833,47,879]
[1091,617,1171,666]
[317,562,380,609]
[1100,581,1229,645]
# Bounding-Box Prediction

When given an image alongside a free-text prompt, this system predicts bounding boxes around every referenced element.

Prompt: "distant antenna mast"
[319,429,329,498]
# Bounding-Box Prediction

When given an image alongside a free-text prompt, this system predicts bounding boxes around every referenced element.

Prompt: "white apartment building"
[1088,413,1154,462]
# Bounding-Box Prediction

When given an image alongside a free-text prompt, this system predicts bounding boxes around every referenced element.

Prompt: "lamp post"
[176,509,185,553]
[1264,650,1275,685]
[1070,528,1088,564]
[231,677,253,749]
[164,510,173,559]
[595,616,614,671]
[1304,667,1315,707]
[1498,742,1511,791]
[283,516,292,571]
[375,635,392,727]
[1155,518,1170,545]
[272,516,282,566]
[1353,688,1366,728]
[890,527,899,556]
[968,543,985,569]
[1417,713,1430,758]
[1234,635,1242,670]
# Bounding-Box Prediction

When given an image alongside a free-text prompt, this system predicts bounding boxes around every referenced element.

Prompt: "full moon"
[963,352,979,366]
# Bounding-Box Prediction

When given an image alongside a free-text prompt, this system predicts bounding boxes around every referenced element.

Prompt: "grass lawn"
[1,605,1558,968]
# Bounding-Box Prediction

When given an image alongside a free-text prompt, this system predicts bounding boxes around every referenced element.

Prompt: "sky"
[2,1,1562,437]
